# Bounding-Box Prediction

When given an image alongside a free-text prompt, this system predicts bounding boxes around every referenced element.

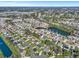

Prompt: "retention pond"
[48,27,70,36]
[0,37,12,57]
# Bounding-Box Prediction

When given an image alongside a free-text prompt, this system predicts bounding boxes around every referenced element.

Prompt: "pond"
[0,37,12,57]
[48,27,70,36]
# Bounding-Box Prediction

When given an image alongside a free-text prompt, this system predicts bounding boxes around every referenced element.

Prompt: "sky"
[0,1,79,7]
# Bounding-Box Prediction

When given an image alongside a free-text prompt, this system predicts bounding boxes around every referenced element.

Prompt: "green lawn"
[0,51,3,58]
